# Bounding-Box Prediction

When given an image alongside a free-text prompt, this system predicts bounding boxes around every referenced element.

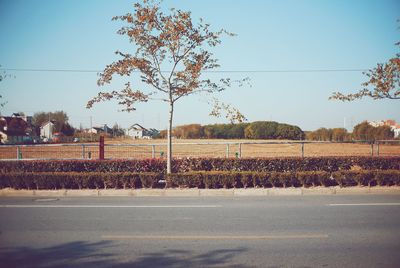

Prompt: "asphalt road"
[0,195,400,268]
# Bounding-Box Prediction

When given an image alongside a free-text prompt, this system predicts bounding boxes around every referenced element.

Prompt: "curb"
[1,186,400,197]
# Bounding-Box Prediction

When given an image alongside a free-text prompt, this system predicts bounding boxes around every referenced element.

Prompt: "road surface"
[1,195,400,267]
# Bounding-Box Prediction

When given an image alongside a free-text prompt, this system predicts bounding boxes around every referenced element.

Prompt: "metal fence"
[1,140,399,160]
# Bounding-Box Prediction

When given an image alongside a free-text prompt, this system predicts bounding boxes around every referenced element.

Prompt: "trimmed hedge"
[1,157,399,173]
[1,170,399,190]
[0,172,162,190]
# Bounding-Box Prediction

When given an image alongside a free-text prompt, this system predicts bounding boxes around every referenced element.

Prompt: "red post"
[99,136,105,160]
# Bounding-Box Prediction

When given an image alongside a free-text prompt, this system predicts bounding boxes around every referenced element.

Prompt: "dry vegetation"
[0,138,399,160]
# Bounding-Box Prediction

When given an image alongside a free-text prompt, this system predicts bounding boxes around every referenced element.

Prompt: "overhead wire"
[0,68,368,73]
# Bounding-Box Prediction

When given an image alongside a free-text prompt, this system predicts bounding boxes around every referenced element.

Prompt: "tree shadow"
[121,248,250,268]
[0,241,251,268]
[0,241,114,268]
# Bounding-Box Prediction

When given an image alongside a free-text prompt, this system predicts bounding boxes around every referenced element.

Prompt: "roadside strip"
[1,187,400,197]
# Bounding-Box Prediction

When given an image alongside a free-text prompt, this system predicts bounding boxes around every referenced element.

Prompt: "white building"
[127,124,159,139]
[40,121,54,139]
[127,124,147,139]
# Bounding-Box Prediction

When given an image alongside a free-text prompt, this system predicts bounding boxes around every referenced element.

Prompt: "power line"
[0,68,368,73]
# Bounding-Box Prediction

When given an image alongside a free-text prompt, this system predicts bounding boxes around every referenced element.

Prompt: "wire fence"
[1,140,400,160]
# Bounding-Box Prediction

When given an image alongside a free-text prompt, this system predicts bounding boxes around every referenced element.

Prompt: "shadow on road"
[0,240,250,267]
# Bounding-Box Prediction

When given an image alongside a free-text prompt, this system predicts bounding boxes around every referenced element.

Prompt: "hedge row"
[167,170,400,188]
[1,170,399,190]
[1,157,399,173]
[0,172,162,190]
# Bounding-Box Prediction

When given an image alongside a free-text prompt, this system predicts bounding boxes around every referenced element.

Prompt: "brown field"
[1,139,399,160]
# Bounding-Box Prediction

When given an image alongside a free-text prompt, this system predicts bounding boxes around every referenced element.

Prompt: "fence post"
[238,143,242,158]
[99,136,105,160]
[17,146,21,160]
[370,142,374,157]
[226,144,230,158]
[376,142,379,156]
[152,145,155,159]
[82,144,85,159]
[301,143,304,158]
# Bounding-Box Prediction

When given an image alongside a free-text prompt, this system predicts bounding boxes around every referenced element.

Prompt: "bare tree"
[87,0,246,173]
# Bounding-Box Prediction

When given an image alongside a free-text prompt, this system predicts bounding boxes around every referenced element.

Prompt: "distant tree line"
[306,128,351,142]
[306,121,394,142]
[352,121,394,141]
[157,121,305,140]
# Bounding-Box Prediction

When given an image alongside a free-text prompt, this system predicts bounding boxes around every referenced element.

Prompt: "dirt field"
[1,138,399,160]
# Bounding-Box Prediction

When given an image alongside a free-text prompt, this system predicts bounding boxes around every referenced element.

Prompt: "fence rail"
[0,140,399,160]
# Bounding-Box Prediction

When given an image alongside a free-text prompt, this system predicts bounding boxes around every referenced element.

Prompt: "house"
[87,124,112,135]
[127,124,159,139]
[0,115,32,144]
[40,121,55,140]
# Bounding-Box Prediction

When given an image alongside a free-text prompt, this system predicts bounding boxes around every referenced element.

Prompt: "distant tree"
[60,123,75,136]
[203,125,216,139]
[331,36,399,101]
[86,0,247,174]
[244,121,279,139]
[373,125,394,140]
[173,124,203,139]
[331,128,348,142]
[112,123,125,137]
[157,129,167,139]
[352,122,375,141]
[225,123,249,139]
[32,111,69,132]
[352,121,393,141]
[307,128,332,141]
[276,124,304,140]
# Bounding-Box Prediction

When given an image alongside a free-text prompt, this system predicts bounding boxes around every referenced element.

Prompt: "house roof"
[91,125,112,132]
[129,124,148,131]
[41,121,55,128]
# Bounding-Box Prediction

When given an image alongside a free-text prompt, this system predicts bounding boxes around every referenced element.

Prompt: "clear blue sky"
[0,0,399,131]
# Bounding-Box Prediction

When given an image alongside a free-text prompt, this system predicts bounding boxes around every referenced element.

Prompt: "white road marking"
[328,203,400,206]
[102,234,329,240]
[0,205,221,208]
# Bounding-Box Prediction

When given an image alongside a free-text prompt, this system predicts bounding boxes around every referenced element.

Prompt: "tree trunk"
[167,101,174,174]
